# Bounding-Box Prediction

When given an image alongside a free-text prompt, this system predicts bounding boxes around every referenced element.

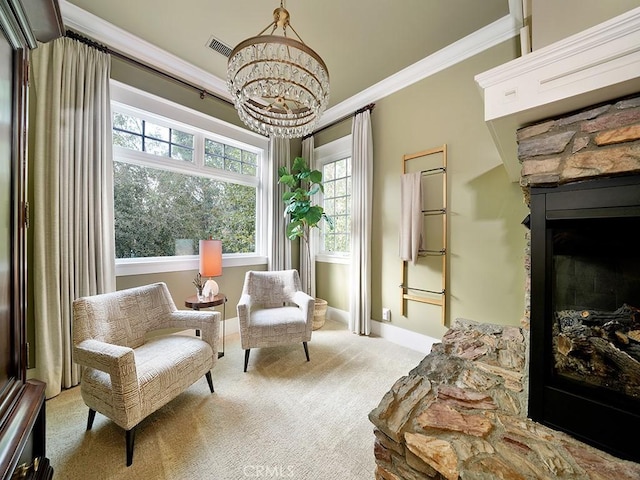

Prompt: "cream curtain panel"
[268,136,291,271]
[300,137,316,298]
[31,37,116,399]
[349,111,373,335]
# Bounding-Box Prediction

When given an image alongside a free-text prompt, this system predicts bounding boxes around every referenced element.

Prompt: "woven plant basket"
[313,298,328,330]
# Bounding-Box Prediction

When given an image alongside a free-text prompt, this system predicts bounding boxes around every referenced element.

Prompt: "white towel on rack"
[399,172,423,264]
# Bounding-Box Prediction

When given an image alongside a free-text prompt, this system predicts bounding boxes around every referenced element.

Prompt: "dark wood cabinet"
[0,1,62,478]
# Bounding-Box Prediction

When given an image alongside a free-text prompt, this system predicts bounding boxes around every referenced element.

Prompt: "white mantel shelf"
[475,7,640,182]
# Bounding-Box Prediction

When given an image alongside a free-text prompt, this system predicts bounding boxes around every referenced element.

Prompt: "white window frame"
[314,135,352,265]
[111,81,270,276]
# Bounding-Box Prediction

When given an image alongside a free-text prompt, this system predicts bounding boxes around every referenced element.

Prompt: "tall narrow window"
[321,156,351,254]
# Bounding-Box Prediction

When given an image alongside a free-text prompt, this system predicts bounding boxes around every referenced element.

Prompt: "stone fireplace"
[521,95,640,463]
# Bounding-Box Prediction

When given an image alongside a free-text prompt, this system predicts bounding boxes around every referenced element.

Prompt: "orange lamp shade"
[199,239,222,277]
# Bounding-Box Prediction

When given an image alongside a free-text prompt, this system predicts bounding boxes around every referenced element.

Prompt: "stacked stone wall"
[518,94,640,196]
[369,319,640,480]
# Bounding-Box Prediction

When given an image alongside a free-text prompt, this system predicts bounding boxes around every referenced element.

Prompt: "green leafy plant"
[278,156,333,293]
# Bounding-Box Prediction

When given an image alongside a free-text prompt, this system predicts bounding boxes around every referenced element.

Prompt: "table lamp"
[199,239,222,297]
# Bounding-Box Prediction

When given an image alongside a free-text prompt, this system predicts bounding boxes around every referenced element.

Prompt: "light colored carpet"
[46,318,426,479]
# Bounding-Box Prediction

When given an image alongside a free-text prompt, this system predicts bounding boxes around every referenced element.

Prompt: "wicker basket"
[313,298,328,330]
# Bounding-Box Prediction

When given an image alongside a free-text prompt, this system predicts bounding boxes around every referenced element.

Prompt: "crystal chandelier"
[227,1,330,138]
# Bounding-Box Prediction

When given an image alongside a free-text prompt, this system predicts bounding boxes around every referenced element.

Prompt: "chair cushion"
[246,306,309,348]
[80,334,213,430]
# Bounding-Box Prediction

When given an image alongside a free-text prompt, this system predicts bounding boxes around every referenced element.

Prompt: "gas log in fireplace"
[529,174,640,462]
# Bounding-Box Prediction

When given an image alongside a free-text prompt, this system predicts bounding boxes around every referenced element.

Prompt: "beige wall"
[531,0,640,50]
[377,39,528,340]
[316,261,350,311]
[116,264,265,317]
[314,39,528,340]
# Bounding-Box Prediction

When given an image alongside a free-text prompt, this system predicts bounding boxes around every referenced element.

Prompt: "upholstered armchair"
[72,282,219,466]
[236,270,314,372]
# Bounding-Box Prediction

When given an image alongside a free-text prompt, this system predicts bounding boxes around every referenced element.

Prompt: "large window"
[315,135,352,260]
[111,82,269,274]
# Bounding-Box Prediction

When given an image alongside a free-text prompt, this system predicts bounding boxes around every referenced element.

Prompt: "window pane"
[242,163,257,176]
[114,163,256,258]
[324,198,335,216]
[242,150,257,165]
[324,180,335,198]
[227,159,241,173]
[113,131,142,150]
[145,139,170,157]
[335,197,347,215]
[323,234,335,252]
[335,234,349,253]
[145,122,170,141]
[336,159,347,178]
[335,215,348,232]
[172,130,193,148]
[205,139,224,156]
[323,163,335,181]
[205,154,224,169]
[113,112,142,134]
[225,146,241,161]
[171,145,193,161]
[335,178,346,197]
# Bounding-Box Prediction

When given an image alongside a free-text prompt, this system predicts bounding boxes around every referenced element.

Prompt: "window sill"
[315,254,351,265]
[115,254,267,276]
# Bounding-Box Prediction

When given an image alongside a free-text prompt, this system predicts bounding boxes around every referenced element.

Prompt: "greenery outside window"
[315,135,352,263]
[321,156,351,254]
[111,82,269,275]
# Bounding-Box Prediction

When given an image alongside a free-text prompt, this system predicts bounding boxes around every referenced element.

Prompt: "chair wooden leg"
[205,371,214,393]
[244,349,251,372]
[126,427,136,467]
[303,342,310,362]
[87,408,96,431]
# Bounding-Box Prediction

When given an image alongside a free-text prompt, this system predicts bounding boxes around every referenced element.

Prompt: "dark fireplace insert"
[529,175,640,462]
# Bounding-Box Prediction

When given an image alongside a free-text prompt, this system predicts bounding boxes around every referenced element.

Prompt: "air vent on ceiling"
[207,36,232,58]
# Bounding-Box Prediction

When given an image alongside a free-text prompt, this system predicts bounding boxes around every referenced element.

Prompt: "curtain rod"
[65,30,234,107]
[304,103,375,140]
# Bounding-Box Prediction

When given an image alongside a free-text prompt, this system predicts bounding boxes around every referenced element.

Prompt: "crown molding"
[59,0,231,101]
[60,0,519,132]
[475,6,640,182]
[317,14,520,129]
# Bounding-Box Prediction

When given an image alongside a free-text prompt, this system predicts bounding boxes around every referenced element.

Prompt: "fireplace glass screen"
[551,216,640,403]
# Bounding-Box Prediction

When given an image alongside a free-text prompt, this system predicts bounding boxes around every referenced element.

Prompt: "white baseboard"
[327,307,439,355]
[224,307,439,355]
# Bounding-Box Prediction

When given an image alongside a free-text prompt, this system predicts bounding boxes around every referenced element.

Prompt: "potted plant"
[278,156,333,329]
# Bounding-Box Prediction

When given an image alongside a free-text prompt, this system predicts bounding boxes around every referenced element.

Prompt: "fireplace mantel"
[475,7,640,182]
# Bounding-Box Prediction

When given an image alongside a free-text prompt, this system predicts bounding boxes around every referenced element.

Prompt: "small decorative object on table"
[192,273,205,301]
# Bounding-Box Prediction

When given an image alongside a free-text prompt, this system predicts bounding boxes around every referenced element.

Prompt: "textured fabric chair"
[237,270,314,372]
[72,282,219,466]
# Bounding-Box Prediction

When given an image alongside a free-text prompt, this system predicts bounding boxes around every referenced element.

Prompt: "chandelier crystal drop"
[227,2,330,138]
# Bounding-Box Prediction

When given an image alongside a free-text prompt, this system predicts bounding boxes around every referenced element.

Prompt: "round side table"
[185,293,227,358]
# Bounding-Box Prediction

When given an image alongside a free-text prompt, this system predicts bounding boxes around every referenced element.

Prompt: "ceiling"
[63,0,513,112]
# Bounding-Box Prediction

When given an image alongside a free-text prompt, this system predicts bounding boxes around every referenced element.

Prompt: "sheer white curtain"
[268,136,291,271]
[349,110,373,335]
[30,37,116,399]
[300,137,316,298]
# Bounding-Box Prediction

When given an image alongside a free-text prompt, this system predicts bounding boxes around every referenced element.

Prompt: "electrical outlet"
[382,308,391,321]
